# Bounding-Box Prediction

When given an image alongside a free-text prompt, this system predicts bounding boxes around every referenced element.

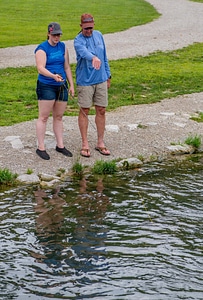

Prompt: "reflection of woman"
[33,187,68,268]
[35,22,74,160]
[34,187,66,238]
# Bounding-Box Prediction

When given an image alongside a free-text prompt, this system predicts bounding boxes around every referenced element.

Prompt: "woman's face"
[48,33,61,45]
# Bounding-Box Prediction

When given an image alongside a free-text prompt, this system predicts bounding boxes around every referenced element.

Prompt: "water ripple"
[0,165,203,299]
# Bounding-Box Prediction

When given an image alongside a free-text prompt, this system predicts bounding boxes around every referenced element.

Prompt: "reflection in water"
[0,162,203,299]
[66,177,110,280]
[32,187,66,269]
[34,187,65,237]
[32,177,110,293]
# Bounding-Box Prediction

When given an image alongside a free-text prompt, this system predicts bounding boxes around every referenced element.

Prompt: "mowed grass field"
[0,0,203,126]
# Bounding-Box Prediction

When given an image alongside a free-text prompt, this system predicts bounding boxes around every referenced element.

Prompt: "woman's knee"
[39,115,49,123]
[53,114,63,121]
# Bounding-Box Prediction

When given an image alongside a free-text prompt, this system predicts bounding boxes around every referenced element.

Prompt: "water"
[0,160,203,300]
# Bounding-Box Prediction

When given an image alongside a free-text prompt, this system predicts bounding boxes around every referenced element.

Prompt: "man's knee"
[96,106,106,115]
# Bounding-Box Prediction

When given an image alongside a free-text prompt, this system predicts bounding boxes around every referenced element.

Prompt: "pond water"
[0,160,203,300]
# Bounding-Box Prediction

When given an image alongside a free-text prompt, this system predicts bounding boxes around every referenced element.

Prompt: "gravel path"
[0,0,203,177]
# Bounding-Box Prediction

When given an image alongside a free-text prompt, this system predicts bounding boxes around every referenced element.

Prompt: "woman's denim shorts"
[36,80,68,102]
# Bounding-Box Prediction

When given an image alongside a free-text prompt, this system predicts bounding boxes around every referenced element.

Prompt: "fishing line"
[138,191,153,223]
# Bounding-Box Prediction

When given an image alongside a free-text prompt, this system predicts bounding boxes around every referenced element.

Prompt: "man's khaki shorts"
[77,81,108,108]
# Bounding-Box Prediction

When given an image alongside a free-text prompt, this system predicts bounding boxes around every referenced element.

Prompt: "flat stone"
[160,112,175,116]
[46,131,55,136]
[4,136,24,149]
[17,174,40,184]
[146,122,158,126]
[127,124,139,131]
[39,173,60,181]
[116,157,143,168]
[40,179,60,187]
[167,144,195,155]
[173,122,186,128]
[105,125,119,132]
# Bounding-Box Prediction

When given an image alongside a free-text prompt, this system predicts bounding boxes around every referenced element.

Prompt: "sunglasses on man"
[84,27,93,30]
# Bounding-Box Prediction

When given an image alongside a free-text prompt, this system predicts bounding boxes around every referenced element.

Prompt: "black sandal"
[56,146,73,157]
[36,149,50,160]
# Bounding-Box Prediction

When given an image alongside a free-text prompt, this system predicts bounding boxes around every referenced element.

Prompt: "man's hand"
[92,56,101,70]
[107,78,111,89]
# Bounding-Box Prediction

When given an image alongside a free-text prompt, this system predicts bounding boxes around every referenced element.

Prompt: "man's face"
[81,24,94,37]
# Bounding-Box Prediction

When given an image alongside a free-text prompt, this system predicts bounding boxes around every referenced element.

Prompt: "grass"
[0,168,18,185]
[190,111,203,122]
[26,168,33,175]
[0,42,203,126]
[0,0,202,127]
[108,43,203,108]
[72,161,84,177]
[92,160,117,174]
[184,135,201,149]
[0,0,159,48]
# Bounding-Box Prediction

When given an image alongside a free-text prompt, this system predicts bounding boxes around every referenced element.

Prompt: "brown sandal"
[80,149,90,158]
[95,147,110,156]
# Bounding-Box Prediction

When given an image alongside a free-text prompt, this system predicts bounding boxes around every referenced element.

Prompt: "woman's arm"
[35,49,63,82]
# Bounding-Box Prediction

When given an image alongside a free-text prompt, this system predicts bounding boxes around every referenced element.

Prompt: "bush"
[185,134,201,149]
[92,160,117,175]
[0,168,18,185]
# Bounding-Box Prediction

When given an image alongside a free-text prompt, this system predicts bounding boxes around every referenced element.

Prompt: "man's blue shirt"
[74,30,111,86]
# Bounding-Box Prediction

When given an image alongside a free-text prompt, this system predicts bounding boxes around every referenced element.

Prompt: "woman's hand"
[54,73,64,82]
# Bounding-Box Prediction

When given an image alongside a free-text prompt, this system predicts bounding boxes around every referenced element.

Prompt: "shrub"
[92,160,117,175]
[185,134,201,149]
[72,161,84,176]
[0,168,18,185]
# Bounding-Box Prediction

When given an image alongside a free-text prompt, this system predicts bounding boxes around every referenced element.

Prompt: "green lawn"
[1,43,203,126]
[190,0,203,2]
[0,0,159,48]
[0,0,202,126]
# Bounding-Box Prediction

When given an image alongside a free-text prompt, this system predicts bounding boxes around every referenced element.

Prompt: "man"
[74,13,111,157]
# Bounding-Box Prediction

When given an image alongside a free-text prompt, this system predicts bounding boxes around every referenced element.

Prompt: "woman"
[35,22,74,160]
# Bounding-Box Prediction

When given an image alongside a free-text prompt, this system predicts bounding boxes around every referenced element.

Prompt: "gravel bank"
[1,92,203,176]
[0,0,203,177]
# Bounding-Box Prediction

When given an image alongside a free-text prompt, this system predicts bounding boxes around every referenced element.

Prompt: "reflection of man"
[77,177,110,217]
[74,13,111,158]
[68,177,110,276]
